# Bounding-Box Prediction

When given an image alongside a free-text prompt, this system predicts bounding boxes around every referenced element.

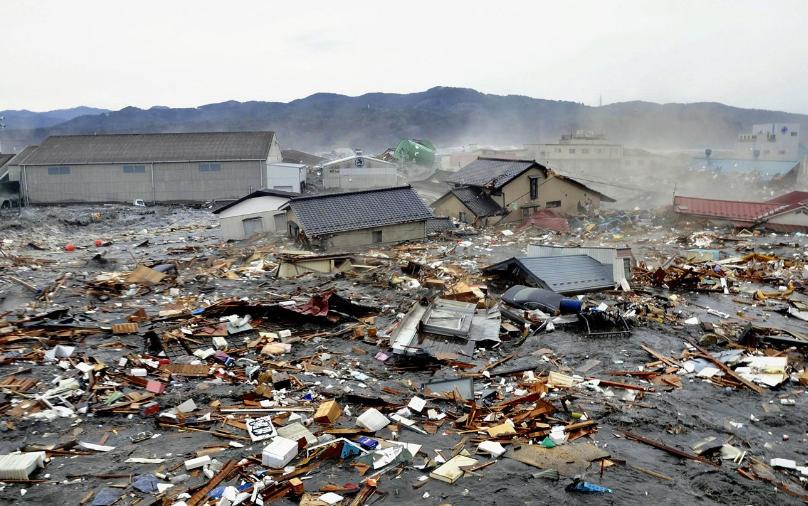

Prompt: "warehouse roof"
[4,146,39,166]
[0,154,14,168]
[282,149,328,166]
[14,131,276,165]
[483,255,614,294]
[284,185,433,237]
[447,157,539,189]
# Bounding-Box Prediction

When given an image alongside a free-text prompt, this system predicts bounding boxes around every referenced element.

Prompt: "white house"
[213,189,297,240]
[267,162,307,193]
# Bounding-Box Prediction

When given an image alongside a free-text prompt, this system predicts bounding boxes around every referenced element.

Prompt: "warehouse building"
[8,131,282,204]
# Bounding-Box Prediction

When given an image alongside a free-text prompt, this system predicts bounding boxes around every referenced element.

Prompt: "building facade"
[213,189,296,241]
[9,131,282,204]
[320,153,399,190]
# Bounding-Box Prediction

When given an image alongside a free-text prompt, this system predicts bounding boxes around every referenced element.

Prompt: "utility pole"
[0,116,5,153]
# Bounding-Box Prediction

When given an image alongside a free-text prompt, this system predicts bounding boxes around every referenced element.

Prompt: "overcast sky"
[2,0,807,113]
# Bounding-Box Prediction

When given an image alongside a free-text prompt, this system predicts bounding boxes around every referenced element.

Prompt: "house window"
[581,148,589,154]
[521,208,531,220]
[48,166,70,175]
[546,200,561,208]
[596,148,603,154]
[623,257,632,277]
[529,176,539,200]
[372,230,383,243]
[568,148,576,154]
[458,211,467,223]
[779,150,786,155]
[123,164,146,174]
[199,162,221,172]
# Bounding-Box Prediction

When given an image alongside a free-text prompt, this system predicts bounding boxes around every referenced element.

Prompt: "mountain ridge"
[2,87,806,154]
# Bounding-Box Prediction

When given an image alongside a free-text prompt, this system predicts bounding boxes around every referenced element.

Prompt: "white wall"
[267,163,305,193]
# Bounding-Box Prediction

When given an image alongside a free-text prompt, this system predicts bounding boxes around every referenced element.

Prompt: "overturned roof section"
[450,186,505,217]
[212,188,298,215]
[673,195,785,222]
[766,191,808,206]
[15,131,276,165]
[484,255,614,294]
[285,185,433,237]
[447,157,539,189]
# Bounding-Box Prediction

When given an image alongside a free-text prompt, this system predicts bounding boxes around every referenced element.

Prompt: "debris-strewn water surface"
[1,205,807,506]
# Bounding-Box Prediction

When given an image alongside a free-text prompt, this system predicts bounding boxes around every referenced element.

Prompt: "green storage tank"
[394,139,436,167]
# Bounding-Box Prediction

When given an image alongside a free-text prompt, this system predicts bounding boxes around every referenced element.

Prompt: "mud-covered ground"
[0,205,806,505]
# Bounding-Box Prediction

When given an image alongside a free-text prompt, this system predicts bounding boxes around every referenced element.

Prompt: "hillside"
[2,88,807,153]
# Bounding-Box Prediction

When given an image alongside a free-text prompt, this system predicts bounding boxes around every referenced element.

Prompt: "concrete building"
[266,162,306,193]
[320,153,399,190]
[283,185,433,250]
[524,131,623,176]
[691,123,806,179]
[7,131,282,204]
[735,123,801,161]
[431,158,615,226]
[212,189,296,241]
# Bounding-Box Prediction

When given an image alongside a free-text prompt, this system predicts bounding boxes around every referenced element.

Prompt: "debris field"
[1,204,808,505]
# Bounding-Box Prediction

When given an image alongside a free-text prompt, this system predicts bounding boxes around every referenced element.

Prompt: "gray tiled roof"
[287,185,433,237]
[426,217,454,234]
[15,131,275,165]
[484,255,614,294]
[0,154,14,168]
[450,186,504,217]
[447,157,541,189]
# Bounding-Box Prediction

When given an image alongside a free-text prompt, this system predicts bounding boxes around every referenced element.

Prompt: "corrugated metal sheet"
[485,255,614,294]
[673,196,784,222]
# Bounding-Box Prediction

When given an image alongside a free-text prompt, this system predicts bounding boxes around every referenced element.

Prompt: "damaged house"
[483,255,615,295]
[431,157,615,226]
[212,188,297,241]
[673,191,808,233]
[283,185,434,250]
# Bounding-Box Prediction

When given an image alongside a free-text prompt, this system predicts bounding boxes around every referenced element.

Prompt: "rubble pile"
[0,205,807,505]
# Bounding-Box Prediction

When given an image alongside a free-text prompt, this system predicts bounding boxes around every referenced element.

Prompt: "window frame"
[529,176,539,200]
[48,165,70,175]
[546,200,561,208]
[123,164,146,174]
[371,230,383,243]
[199,162,222,172]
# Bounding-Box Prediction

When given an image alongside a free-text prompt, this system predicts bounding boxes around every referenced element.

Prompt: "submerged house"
[483,255,615,295]
[431,157,614,226]
[6,131,282,204]
[526,244,635,285]
[283,185,433,250]
[673,191,808,232]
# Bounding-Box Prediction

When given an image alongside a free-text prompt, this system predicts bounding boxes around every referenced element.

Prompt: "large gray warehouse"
[6,131,282,204]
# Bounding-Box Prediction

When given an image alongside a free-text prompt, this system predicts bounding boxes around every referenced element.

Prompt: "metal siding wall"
[24,163,152,203]
[153,161,262,201]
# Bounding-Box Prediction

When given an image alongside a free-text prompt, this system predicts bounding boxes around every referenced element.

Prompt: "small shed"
[213,189,297,240]
[267,162,306,193]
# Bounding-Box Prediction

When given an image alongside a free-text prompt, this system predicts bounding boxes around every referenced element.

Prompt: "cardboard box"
[313,400,341,424]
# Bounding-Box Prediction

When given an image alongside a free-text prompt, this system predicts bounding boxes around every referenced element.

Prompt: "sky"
[2,0,807,113]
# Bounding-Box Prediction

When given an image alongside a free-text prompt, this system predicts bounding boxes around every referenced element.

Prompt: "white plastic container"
[262,437,299,468]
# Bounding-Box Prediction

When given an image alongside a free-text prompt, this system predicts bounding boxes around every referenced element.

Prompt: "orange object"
[64,244,76,252]
[95,239,103,247]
